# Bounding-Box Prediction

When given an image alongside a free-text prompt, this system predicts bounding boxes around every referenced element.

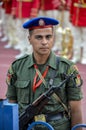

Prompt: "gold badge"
[34,114,46,122]
[38,19,45,26]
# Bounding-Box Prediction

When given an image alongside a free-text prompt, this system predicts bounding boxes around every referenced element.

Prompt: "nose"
[42,37,48,45]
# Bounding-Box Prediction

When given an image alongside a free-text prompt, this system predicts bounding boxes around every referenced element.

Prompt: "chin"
[40,51,50,55]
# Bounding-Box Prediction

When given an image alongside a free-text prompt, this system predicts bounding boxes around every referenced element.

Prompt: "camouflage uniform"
[6,51,83,130]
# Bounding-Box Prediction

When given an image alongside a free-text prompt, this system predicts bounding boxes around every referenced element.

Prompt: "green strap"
[35,68,47,88]
[52,93,70,116]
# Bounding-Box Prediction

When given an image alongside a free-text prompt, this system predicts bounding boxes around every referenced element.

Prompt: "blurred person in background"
[70,0,86,64]
[0,0,9,41]
[1,0,18,49]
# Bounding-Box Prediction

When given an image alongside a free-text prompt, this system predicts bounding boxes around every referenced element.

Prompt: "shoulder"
[60,57,74,65]
[12,54,30,66]
[50,52,74,70]
[58,56,74,66]
[56,56,75,72]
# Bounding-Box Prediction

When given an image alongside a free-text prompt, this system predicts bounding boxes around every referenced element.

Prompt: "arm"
[69,100,83,130]
[6,64,17,104]
[67,63,83,130]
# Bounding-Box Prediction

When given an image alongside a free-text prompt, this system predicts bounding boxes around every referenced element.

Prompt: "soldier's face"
[29,28,54,56]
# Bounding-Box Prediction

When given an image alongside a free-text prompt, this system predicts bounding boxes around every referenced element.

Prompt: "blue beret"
[23,17,59,30]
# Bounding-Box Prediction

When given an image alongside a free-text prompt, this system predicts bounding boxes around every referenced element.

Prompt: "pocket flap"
[15,80,30,88]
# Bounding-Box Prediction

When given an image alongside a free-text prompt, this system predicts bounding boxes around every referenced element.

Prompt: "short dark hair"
[29,30,34,36]
[29,27,55,36]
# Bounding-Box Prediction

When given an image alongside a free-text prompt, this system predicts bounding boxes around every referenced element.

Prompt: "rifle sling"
[52,93,69,114]
[35,57,69,116]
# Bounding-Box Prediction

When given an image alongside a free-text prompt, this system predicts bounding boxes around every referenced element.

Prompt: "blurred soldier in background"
[59,0,73,59]
[70,0,86,64]
[12,0,40,59]
[61,0,71,28]
[51,0,73,60]
[1,0,18,49]
[2,0,12,45]
[0,0,9,42]
[51,0,66,52]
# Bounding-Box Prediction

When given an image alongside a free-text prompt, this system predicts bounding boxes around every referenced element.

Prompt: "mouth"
[40,47,48,50]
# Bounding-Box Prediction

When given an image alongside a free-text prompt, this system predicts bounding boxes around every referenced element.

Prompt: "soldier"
[55,0,74,59]
[6,17,83,130]
[70,0,86,64]
[0,0,9,42]
[12,0,40,59]
[62,0,72,28]
[2,0,18,49]
[52,0,72,53]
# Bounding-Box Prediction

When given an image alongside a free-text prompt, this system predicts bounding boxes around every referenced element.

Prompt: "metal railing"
[72,124,86,130]
[27,121,54,130]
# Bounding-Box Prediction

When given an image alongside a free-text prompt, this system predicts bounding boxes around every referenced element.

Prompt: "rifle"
[19,73,76,130]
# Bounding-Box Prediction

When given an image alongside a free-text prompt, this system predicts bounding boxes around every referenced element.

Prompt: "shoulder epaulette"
[12,54,30,64]
[59,56,74,66]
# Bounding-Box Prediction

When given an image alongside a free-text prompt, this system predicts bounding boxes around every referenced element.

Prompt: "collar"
[27,52,58,69]
[47,51,58,70]
[27,54,35,68]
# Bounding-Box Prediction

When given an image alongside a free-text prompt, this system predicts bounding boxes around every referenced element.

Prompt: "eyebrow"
[35,34,53,36]
[34,34,53,38]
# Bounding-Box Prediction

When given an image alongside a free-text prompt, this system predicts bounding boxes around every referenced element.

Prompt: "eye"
[35,35,42,40]
[46,35,52,39]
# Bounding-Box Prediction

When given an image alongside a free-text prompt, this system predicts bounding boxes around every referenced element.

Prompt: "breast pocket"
[15,80,31,104]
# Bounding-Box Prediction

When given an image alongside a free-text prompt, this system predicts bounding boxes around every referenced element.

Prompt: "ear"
[28,35,30,41]
[28,35,30,40]
[28,35,32,45]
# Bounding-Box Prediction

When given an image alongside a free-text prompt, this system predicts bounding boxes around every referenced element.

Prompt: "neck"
[33,53,50,64]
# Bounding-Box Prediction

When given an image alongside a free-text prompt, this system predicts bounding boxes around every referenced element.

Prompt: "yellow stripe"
[17,0,32,2]
[74,3,86,8]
